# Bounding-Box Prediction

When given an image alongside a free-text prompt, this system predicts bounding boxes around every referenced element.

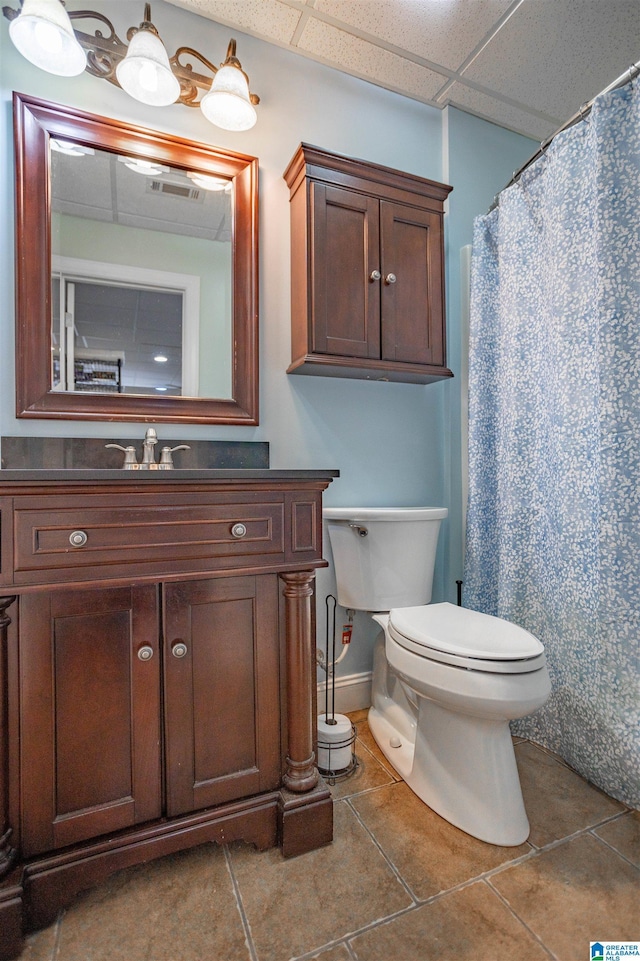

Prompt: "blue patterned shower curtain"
[464,80,640,807]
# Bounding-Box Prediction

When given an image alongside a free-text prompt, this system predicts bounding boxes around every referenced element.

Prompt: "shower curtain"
[464,79,640,807]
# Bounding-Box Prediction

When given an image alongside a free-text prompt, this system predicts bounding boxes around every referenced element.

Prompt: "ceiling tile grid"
[167,0,303,45]
[165,0,640,141]
[311,0,515,72]
[297,16,447,101]
[443,82,557,142]
[461,0,640,120]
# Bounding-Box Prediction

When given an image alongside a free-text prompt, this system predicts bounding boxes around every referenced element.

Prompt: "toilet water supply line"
[318,594,353,723]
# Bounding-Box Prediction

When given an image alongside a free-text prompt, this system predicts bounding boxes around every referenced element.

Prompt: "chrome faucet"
[106,428,190,469]
[141,427,158,466]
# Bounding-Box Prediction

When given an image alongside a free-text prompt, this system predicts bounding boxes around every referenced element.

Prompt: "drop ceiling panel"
[445,83,558,142]
[463,0,640,119]
[312,0,515,71]
[51,150,113,213]
[297,17,446,101]
[167,0,302,44]
[164,0,640,140]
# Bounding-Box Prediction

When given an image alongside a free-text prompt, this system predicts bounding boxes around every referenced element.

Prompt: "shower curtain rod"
[489,58,640,212]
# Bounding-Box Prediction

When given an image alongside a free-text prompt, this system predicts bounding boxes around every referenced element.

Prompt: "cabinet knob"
[231,523,247,539]
[385,273,397,285]
[171,641,188,658]
[137,646,154,661]
[369,269,381,282]
[69,530,88,548]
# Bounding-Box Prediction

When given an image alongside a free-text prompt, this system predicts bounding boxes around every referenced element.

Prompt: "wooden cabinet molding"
[284,144,454,385]
[0,470,336,958]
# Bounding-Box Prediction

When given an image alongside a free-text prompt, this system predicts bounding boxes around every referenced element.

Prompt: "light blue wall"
[0,1,535,686]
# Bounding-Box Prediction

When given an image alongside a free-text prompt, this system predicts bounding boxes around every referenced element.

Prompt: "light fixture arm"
[2,2,259,112]
[172,41,260,107]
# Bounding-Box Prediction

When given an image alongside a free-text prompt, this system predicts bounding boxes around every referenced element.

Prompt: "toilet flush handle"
[349,524,368,537]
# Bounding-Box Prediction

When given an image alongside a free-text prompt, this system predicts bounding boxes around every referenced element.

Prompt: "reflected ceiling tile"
[167,0,302,43]
[298,18,446,101]
[313,0,514,71]
[464,0,640,119]
[445,82,557,142]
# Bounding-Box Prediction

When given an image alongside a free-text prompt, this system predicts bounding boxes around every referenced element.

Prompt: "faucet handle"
[158,445,191,469]
[105,444,139,469]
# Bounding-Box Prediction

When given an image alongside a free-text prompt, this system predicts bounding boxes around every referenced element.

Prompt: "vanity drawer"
[13,501,285,583]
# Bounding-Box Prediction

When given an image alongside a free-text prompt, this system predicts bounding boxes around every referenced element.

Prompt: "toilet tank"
[324,507,448,611]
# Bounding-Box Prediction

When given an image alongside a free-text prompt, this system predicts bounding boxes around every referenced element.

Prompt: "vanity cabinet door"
[163,574,281,817]
[19,585,162,857]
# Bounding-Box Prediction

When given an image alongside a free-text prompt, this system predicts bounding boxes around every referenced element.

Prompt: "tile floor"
[18,710,639,961]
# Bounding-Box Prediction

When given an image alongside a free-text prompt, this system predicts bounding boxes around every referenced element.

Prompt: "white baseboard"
[317,671,372,715]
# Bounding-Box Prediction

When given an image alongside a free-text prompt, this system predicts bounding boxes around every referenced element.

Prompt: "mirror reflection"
[13,93,259,425]
[50,142,232,399]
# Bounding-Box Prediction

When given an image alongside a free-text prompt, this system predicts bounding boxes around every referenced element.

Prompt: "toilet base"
[368,698,530,846]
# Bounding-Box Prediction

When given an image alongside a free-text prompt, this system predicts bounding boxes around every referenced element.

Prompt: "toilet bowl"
[324,507,551,846]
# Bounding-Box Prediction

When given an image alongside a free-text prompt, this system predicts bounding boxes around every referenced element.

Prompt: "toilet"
[323,507,551,846]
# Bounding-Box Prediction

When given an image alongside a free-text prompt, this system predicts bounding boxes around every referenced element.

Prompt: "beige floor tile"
[15,925,58,961]
[301,945,352,961]
[516,742,626,847]
[350,782,530,901]
[55,844,249,961]
[229,799,411,961]
[594,810,640,867]
[326,739,395,800]
[350,881,550,961]
[347,709,369,727]
[491,833,640,961]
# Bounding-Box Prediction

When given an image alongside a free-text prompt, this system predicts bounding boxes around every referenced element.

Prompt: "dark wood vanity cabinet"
[284,144,453,384]
[0,471,336,959]
[19,576,280,858]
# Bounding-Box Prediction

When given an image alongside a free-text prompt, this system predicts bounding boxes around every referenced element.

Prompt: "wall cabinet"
[0,470,336,959]
[284,144,453,384]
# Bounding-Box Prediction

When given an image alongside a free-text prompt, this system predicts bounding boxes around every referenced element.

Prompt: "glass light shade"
[115,27,180,107]
[200,64,256,131]
[50,139,94,157]
[187,171,228,191]
[118,156,166,176]
[9,0,86,76]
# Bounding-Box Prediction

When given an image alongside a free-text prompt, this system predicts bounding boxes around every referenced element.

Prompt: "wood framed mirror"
[13,92,259,424]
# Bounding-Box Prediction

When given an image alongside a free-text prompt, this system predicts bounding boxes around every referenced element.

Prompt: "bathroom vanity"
[0,469,336,958]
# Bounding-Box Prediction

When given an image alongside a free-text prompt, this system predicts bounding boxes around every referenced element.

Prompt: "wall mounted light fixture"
[3,0,260,130]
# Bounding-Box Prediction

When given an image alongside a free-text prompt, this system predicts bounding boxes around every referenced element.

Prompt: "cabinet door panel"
[19,585,161,856]
[163,575,280,816]
[380,201,445,366]
[311,183,380,359]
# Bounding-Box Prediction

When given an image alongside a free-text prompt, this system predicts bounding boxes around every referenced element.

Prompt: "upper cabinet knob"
[231,523,247,539]
[369,269,382,282]
[69,530,88,548]
[385,273,397,285]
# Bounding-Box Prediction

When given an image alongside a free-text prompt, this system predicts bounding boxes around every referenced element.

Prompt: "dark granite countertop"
[0,468,339,484]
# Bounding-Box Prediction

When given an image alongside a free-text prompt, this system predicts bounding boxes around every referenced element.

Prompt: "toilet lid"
[389,602,544,661]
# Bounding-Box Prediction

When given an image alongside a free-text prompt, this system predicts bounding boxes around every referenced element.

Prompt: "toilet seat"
[388,602,547,675]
